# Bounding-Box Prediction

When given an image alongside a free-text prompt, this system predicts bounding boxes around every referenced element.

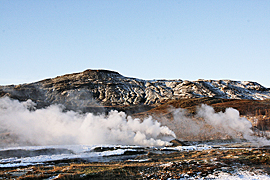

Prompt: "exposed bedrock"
[0,69,269,111]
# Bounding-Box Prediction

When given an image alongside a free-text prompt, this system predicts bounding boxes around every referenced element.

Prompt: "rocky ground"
[1,70,270,179]
[1,69,270,110]
[0,143,270,179]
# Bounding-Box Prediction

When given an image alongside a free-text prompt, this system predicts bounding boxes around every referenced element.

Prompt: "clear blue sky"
[1,0,270,87]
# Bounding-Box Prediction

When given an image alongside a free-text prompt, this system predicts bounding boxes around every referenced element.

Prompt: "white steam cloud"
[1,97,269,148]
[0,97,175,147]
[196,104,253,140]
[164,104,270,146]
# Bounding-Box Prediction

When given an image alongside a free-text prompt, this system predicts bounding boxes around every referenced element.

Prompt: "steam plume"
[164,104,270,146]
[0,97,175,147]
[1,96,269,148]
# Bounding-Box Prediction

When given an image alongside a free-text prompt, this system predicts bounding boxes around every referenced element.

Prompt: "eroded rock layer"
[0,69,269,110]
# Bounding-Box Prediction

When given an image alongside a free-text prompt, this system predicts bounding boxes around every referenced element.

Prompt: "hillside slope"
[0,69,269,112]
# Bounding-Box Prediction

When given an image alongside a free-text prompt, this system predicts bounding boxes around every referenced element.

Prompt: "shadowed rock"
[0,69,269,113]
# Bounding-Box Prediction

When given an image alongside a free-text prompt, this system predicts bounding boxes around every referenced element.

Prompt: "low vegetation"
[1,147,270,179]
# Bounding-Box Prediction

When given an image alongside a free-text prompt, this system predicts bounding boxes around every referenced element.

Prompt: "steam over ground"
[0,97,269,147]
[0,97,175,147]
[160,105,270,146]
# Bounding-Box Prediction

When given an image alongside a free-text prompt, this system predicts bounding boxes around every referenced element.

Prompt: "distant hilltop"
[0,69,270,110]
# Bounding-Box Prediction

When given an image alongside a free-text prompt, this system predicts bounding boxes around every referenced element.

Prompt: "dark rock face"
[0,69,269,111]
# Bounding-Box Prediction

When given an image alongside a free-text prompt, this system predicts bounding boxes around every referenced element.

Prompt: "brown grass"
[131,97,270,132]
[1,147,269,179]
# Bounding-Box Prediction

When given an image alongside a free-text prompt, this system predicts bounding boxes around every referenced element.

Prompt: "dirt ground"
[1,145,270,180]
[1,98,270,179]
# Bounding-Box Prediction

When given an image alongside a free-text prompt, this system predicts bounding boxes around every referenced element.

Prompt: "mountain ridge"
[1,69,270,111]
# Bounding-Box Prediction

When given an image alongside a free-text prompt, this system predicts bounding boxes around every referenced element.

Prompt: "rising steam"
[163,104,270,146]
[196,104,253,140]
[1,97,269,148]
[0,97,175,147]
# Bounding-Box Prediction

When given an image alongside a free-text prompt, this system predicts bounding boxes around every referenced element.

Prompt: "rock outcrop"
[0,69,269,111]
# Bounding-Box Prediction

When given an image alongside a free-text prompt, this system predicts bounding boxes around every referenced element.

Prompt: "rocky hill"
[0,69,270,112]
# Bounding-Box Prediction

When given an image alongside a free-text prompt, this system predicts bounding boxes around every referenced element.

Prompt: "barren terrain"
[1,70,270,179]
[1,143,270,179]
[1,98,270,179]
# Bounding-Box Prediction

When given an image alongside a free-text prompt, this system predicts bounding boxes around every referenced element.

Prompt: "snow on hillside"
[0,70,269,108]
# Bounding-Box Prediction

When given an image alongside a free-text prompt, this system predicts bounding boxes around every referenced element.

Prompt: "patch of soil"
[1,147,269,179]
